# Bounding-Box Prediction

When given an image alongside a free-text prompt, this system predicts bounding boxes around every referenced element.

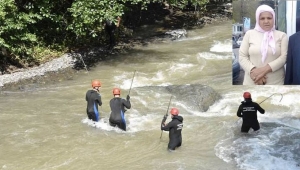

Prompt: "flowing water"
[1,20,300,170]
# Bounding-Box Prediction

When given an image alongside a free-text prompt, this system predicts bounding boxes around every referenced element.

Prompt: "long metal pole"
[128,70,136,95]
[258,93,283,104]
[160,95,173,139]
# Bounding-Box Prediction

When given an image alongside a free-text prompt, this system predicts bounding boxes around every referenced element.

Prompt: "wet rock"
[166,84,221,112]
[135,84,221,112]
[165,29,187,40]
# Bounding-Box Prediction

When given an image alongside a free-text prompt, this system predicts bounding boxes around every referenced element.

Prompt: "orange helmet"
[170,108,179,116]
[92,80,101,88]
[113,88,121,95]
[243,92,251,99]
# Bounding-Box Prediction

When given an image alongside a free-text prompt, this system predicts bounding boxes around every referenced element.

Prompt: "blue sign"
[243,17,251,33]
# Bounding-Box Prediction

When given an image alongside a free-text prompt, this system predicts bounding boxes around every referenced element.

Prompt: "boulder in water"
[166,84,221,112]
[135,84,220,112]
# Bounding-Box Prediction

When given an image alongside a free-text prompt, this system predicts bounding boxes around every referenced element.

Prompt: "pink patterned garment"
[254,5,276,63]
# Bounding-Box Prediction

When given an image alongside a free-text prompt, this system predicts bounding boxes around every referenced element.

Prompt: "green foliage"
[0,0,211,68]
[166,0,209,9]
[0,0,70,64]
[0,0,39,62]
[31,46,65,63]
[67,0,153,37]
[68,0,124,37]
[67,0,210,37]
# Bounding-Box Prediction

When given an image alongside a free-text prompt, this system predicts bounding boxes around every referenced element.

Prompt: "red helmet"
[243,92,251,99]
[170,108,179,116]
[113,88,121,95]
[92,80,101,88]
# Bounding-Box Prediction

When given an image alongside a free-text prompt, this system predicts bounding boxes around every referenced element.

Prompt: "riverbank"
[0,3,232,91]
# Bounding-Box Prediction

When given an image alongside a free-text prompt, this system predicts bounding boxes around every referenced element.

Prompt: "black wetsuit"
[161,115,183,150]
[237,99,265,133]
[86,90,102,122]
[109,97,131,131]
[105,20,117,48]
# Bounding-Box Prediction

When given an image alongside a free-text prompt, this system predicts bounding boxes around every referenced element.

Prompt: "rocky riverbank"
[0,3,232,91]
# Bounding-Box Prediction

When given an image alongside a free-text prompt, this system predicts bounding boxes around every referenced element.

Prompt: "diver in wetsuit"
[109,88,131,131]
[237,92,265,133]
[86,80,102,122]
[161,108,183,150]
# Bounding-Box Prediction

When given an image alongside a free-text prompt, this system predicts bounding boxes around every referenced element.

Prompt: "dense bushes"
[0,0,209,72]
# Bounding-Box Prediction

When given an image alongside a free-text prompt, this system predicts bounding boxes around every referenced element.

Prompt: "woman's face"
[259,11,274,31]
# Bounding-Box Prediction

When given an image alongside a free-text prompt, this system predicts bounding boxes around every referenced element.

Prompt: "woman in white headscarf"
[239,4,288,85]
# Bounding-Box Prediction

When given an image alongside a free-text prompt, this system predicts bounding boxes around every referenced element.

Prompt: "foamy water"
[198,52,231,60]
[6,21,299,170]
[213,86,300,170]
[210,40,232,53]
[81,61,300,170]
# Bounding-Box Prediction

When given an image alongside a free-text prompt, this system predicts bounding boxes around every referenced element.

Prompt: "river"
[0,20,299,170]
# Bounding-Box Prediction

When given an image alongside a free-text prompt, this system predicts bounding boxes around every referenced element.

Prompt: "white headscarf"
[254,5,276,63]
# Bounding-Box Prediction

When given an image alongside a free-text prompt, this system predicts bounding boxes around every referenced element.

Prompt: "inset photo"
[232,0,300,85]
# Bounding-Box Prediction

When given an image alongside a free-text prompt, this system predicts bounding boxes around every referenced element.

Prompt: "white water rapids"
[0,21,299,170]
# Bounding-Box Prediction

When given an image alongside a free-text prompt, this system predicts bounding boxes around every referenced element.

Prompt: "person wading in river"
[109,88,131,131]
[237,92,265,133]
[86,80,102,122]
[161,108,183,151]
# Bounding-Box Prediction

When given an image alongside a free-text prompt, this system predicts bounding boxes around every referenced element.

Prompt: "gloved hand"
[126,95,130,100]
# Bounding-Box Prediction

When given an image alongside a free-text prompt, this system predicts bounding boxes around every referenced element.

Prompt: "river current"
[0,21,299,170]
